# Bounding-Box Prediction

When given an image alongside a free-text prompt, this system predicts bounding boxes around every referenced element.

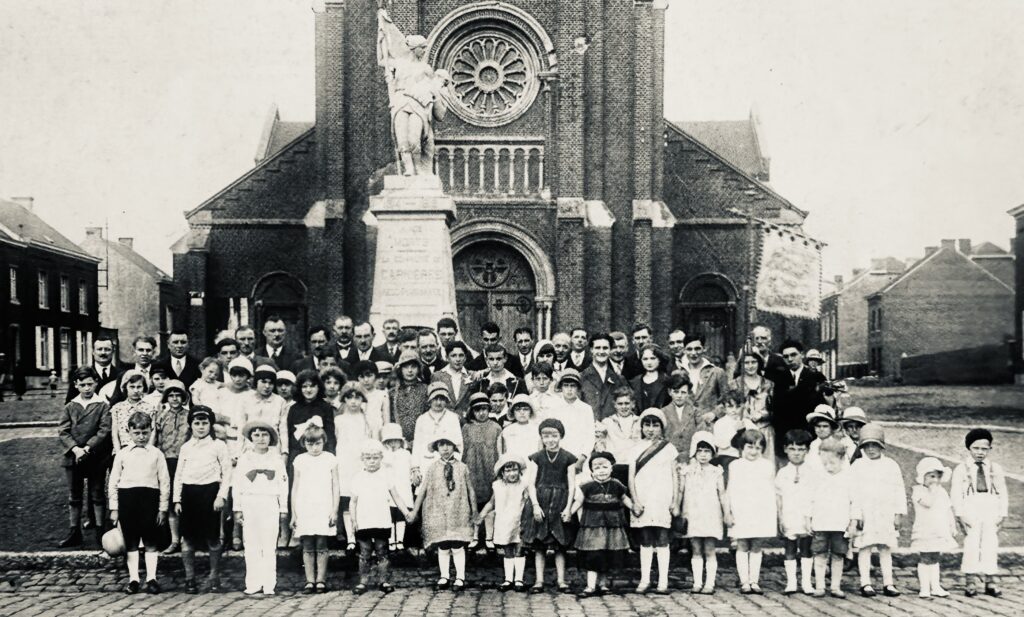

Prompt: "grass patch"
[847,385,1024,426]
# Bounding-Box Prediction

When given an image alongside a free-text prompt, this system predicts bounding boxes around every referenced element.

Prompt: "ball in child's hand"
[101,527,126,557]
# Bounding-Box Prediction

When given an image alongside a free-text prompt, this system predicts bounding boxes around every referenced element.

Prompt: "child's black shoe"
[144,580,161,594]
[58,528,83,549]
[184,579,198,594]
[124,580,140,594]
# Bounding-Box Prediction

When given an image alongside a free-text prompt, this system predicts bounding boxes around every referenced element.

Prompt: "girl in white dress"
[477,453,530,592]
[679,430,732,594]
[727,428,777,594]
[911,457,957,598]
[334,383,373,551]
[500,395,540,477]
[290,425,340,593]
[381,423,413,551]
[849,423,906,597]
[628,408,679,594]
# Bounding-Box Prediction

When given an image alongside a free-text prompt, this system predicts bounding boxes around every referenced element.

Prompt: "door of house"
[454,241,536,350]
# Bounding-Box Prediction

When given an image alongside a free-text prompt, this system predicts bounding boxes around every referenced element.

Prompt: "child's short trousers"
[118,487,163,549]
[812,530,848,556]
[180,482,222,548]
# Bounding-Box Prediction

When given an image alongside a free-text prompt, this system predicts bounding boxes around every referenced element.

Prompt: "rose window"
[432,21,543,127]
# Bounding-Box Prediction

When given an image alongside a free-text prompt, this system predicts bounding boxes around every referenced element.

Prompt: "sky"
[1,0,1022,279]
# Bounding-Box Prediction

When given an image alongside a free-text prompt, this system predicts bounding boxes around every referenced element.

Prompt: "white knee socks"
[705,555,718,590]
[639,547,653,586]
[830,555,844,592]
[144,551,158,581]
[735,550,750,585]
[800,557,814,593]
[513,556,526,583]
[437,549,451,579]
[879,548,894,586]
[917,563,930,597]
[452,547,466,580]
[784,559,798,591]
[655,547,670,589]
[858,550,873,587]
[126,551,140,582]
[503,558,515,582]
[930,564,948,597]
[814,555,828,592]
[690,556,704,591]
[749,551,762,585]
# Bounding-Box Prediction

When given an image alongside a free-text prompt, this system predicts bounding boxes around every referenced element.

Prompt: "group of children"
[58,357,1009,599]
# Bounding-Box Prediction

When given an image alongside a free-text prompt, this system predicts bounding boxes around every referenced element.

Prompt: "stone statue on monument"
[377,7,451,176]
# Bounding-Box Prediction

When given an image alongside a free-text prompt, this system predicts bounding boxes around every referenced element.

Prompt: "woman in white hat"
[411,382,463,484]
[911,456,956,598]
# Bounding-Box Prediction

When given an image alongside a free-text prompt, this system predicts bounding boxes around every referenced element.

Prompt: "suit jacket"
[65,363,121,403]
[622,352,645,381]
[419,356,446,383]
[154,354,202,389]
[334,344,359,367]
[505,353,533,380]
[349,346,391,365]
[769,365,826,440]
[291,355,352,379]
[465,351,487,372]
[661,401,710,459]
[568,350,592,372]
[690,362,730,415]
[260,347,302,373]
[58,396,112,467]
[372,343,401,365]
[467,372,529,398]
[579,364,628,421]
[430,369,474,415]
[108,364,155,405]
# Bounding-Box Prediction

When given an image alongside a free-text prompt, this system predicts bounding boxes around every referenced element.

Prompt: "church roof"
[673,117,770,180]
[0,198,98,262]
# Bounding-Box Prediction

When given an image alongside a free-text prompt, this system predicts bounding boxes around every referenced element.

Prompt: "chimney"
[11,196,33,210]
[940,239,956,251]
[870,258,887,271]
[118,237,134,249]
[834,275,843,291]
[957,239,971,254]
[852,268,864,277]
[924,246,939,257]
[85,227,104,239]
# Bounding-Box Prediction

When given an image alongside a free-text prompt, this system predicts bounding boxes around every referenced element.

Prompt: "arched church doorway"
[677,273,738,366]
[251,272,308,360]
[454,241,536,350]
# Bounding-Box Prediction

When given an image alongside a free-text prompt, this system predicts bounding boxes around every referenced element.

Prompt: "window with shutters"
[60,275,70,312]
[38,271,49,309]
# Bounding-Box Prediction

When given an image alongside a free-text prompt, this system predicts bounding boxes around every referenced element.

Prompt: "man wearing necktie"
[155,330,201,389]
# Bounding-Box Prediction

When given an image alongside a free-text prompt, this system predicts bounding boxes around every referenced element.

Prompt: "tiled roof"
[672,118,770,180]
[972,241,1008,256]
[106,240,172,283]
[0,198,97,261]
[265,121,314,160]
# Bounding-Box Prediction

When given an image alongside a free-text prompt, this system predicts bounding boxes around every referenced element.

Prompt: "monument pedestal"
[368,175,458,334]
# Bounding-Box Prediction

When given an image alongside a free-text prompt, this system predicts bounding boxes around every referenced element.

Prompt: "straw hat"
[493,453,528,479]
[242,420,279,447]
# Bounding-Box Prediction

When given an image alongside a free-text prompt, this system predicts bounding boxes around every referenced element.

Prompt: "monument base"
[368,174,458,335]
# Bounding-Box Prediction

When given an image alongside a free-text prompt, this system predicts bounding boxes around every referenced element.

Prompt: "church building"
[173,0,820,356]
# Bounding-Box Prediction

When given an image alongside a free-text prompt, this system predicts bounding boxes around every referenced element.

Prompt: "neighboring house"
[80,228,181,358]
[1009,204,1024,384]
[0,197,100,386]
[866,239,1014,383]
[819,258,905,379]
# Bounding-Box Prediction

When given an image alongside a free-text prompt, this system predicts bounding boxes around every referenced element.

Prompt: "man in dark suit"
[292,325,350,375]
[578,333,628,421]
[505,326,535,379]
[108,335,158,405]
[622,323,653,381]
[332,314,356,365]
[372,318,402,364]
[466,321,501,372]
[260,315,301,371]
[467,344,528,398]
[154,329,201,389]
[66,335,122,403]
[745,325,788,382]
[234,325,274,371]
[769,339,826,457]
[352,322,389,363]
[417,329,446,382]
[568,327,592,371]
[550,332,573,373]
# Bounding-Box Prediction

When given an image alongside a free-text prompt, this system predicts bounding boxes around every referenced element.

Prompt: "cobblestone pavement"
[1,563,1021,616]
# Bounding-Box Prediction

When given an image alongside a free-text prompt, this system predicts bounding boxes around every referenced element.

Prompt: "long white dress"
[334,410,372,498]
[292,451,337,537]
[849,454,906,549]
[727,456,778,539]
[629,440,679,529]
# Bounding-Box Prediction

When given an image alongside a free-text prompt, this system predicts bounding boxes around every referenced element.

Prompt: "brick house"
[172,0,821,355]
[819,258,905,378]
[0,198,100,387]
[79,228,181,359]
[866,239,1014,382]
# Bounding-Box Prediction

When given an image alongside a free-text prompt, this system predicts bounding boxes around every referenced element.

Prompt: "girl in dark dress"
[630,345,670,411]
[570,451,638,597]
[521,418,577,593]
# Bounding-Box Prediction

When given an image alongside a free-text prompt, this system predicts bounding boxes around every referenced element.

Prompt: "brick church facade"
[173,0,819,357]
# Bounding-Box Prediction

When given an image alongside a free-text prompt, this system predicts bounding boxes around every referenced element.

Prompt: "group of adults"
[68,314,833,461]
